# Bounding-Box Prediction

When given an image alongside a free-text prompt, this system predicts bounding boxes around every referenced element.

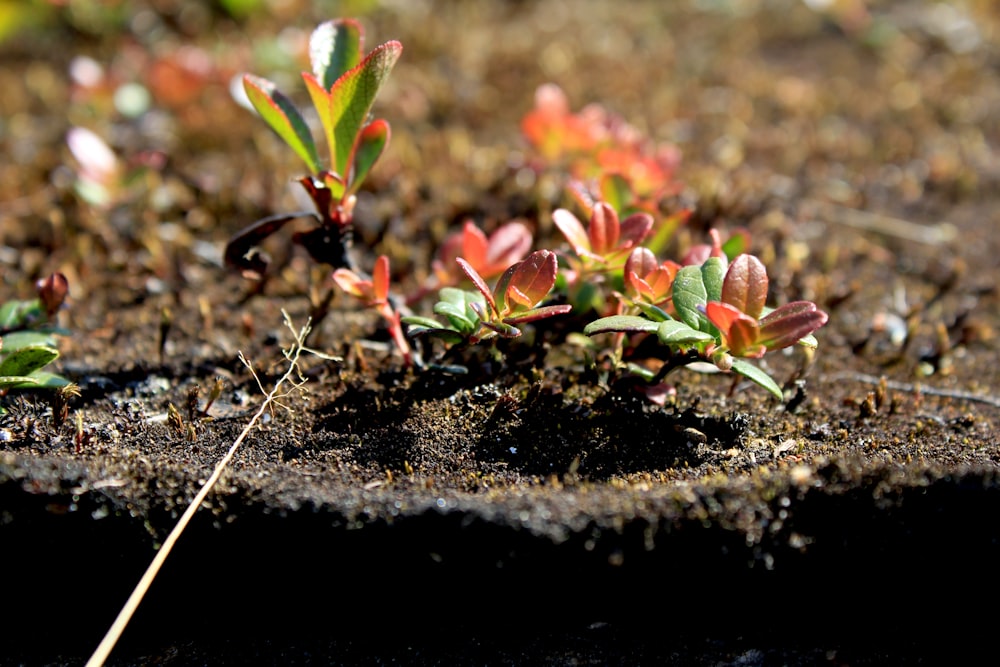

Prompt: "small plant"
[404,249,572,349]
[550,198,653,316]
[225,19,402,278]
[585,254,828,399]
[332,255,412,366]
[0,273,72,409]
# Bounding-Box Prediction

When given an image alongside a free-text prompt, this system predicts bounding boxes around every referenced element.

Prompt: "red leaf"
[506,249,557,311]
[460,221,489,271]
[705,301,764,357]
[553,208,590,257]
[618,212,653,248]
[457,257,496,315]
[758,301,829,351]
[588,202,619,257]
[372,255,390,304]
[721,254,768,319]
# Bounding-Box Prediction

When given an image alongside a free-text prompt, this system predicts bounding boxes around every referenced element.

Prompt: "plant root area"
[2,2,1000,665]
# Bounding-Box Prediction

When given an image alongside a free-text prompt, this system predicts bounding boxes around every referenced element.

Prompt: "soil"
[2,1,1000,665]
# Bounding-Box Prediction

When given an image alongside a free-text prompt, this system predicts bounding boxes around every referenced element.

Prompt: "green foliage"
[227,19,402,279]
[0,274,71,405]
[585,254,828,400]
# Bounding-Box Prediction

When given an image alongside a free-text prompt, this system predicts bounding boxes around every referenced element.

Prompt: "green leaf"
[599,173,631,215]
[243,74,321,174]
[0,344,58,377]
[22,371,70,389]
[672,265,708,331]
[701,257,726,304]
[310,19,363,90]
[730,359,783,400]
[656,320,714,345]
[634,301,672,322]
[584,315,659,336]
[0,330,59,350]
[0,375,39,389]
[0,299,43,331]
[347,119,389,195]
[401,315,443,329]
[326,40,402,180]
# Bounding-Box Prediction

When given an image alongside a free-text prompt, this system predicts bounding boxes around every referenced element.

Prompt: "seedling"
[225,19,402,278]
[0,273,72,409]
[333,255,412,366]
[585,254,828,399]
[404,250,572,349]
[552,199,653,314]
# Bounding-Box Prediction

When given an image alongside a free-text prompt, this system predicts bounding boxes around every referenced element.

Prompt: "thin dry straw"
[86,313,317,667]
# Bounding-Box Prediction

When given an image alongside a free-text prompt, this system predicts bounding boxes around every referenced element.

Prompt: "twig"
[831,371,1000,409]
[85,311,314,667]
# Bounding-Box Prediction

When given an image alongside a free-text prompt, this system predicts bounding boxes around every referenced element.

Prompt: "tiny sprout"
[333,255,413,366]
[226,19,402,279]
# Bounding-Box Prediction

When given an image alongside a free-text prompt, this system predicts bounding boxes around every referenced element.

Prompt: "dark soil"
[2,1,1000,665]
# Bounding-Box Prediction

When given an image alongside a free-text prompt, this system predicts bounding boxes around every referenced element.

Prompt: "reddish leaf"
[588,202,619,257]
[553,208,590,257]
[485,221,532,271]
[504,303,572,325]
[457,257,496,315]
[705,301,764,358]
[372,255,390,304]
[348,119,390,195]
[460,221,490,270]
[721,254,768,320]
[618,212,654,248]
[506,250,558,311]
[332,268,372,301]
[758,301,829,351]
[243,74,321,174]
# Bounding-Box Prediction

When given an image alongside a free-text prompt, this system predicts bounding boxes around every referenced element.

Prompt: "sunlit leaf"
[310,19,363,90]
[348,119,389,194]
[758,301,829,351]
[657,320,715,345]
[584,315,659,336]
[701,256,725,304]
[552,208,590,257]
[672,265,708,331]
[730,359,783,400]
[705,302,764,357]
[721,254,767,320]
[243,74,320,174]
[457,257,496,314]
[325,40,403,180]
[506,250,558,311]
[588,202,618,257]
[0,344,58,377]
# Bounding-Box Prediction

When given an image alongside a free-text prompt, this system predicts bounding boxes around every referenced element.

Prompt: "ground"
[2,1,1000,665]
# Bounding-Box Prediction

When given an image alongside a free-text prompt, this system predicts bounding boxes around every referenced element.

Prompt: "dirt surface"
[2,1,1000,665]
